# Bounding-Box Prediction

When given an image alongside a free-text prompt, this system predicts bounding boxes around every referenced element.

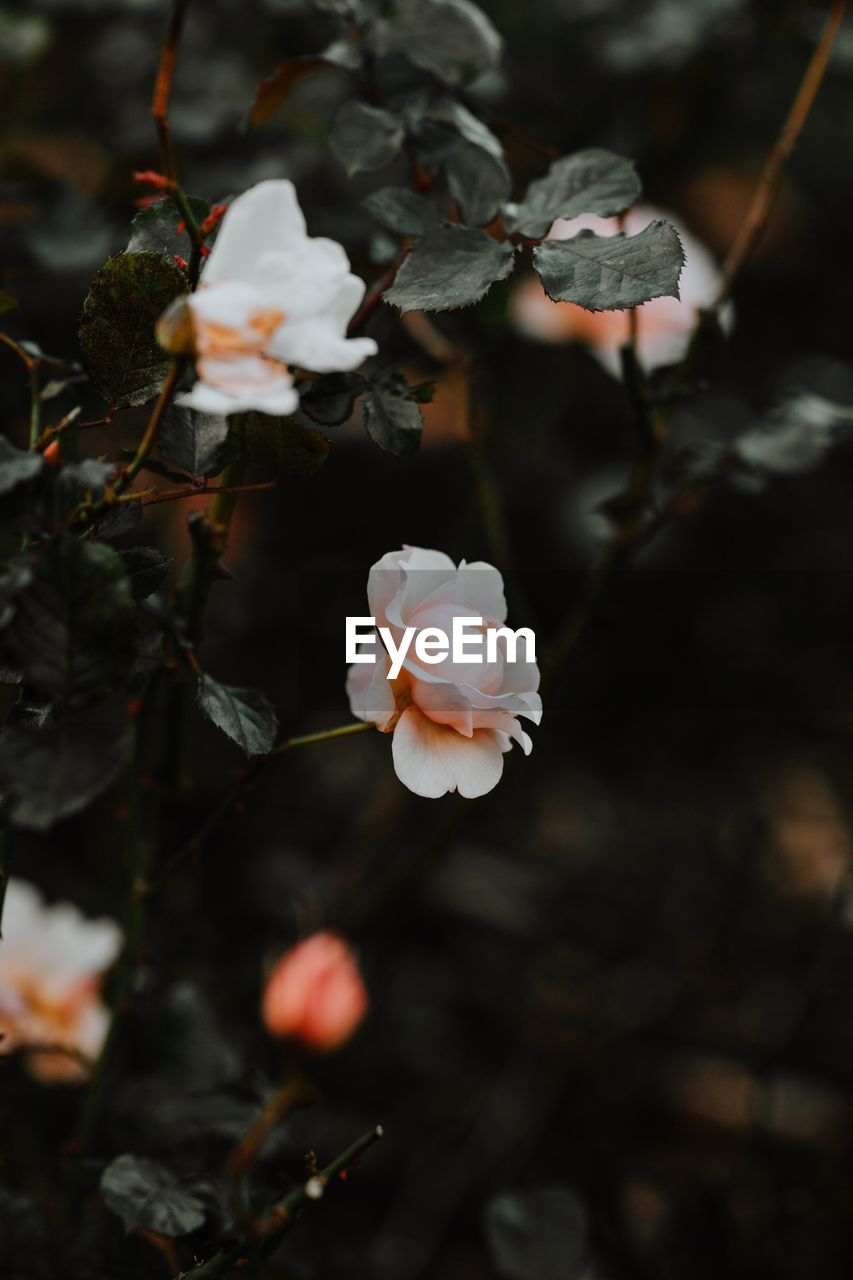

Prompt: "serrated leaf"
[300,373,366,426]
[159,405,233,477]
[0,437,43,495]
[447,140,511,227]
[79,251,187,408]
[0,703,133,831]
[119,546,172,600]
[484,1187,589,1280]
[0,534,136,703]
[101,1155,206,1238]
[736,392,853,475]
[503,149,641,238]
[126,196,209,260]
[197,674,278,756]
[385,225,515,312]
[363,373,424,456]
[362,188,441,237]
[377,0,502,86]
[533,220,683,311]
[238,414,330,477]
[329,101,405,177]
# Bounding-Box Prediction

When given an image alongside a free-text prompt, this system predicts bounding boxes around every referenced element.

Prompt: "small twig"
[228,1076,319,1184]
[152,0,190,181]
[176,1126,384,1280]
[0,827,10,940]
[154,722,374,889]
[138,479,276,508]
[720,0,847,300]
[347,247,409,336]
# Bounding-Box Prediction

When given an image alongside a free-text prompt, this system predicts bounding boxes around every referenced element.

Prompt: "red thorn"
[200,203,228,237]
[133,169,170,190]
[173,254,188,271]
[176,220,186,234]
[200,244,211,258]
[126,696,144,719]
[42,439,61,467]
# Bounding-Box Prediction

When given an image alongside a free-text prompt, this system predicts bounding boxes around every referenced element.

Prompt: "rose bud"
[261,932,367,1053]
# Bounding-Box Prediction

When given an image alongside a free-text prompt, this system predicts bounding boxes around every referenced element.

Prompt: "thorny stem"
[545,0,846,683]
[154,722,375,889]
[176,1126,384,1280]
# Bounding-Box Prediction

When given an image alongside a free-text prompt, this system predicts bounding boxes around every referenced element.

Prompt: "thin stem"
[228,1075,318,1183]
[28,363,41,448]
[720,0,846,300]
[0,827,11,939]
[133,480,276,508]
[152,0,190,180]
[154,722,374,888]
[177,1126,384,1280]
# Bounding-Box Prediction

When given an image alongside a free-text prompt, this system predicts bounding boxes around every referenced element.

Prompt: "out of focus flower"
[346,546,541,798]
[158,179,377,416]
[512,205,730,376]
[0,880,121,1084]
[262,932,367,1053]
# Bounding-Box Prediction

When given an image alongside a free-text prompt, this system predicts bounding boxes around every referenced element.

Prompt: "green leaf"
[447,140,511,227]
[119,547,172,601]
[484,1187,589,1280]
[503,149,641,239]
[79,251,187,408]
[126,196,209,260]
[735,392,853,475]
[159,406,233,477]
[362,371,426,456]
[300,372,367,426]
[533,220,684,311]
[362,188,441,237]
[385,225,515,312]
[101,1155,206,1238]
[0,534,136,703]
[238,414,331,477]
[0,704,133,832]
[0,437,44,495]
[329,101,405,177]
[377,0,502,86]
[197,674,278,756]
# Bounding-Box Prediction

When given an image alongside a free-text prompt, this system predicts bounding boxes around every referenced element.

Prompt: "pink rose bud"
[262,932,367,1053]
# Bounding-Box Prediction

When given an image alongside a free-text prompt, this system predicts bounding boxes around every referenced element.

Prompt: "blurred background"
[4,1,853,1277]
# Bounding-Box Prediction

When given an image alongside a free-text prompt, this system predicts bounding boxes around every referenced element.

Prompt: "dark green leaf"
[126,196,209,260]
[159,406,233,477]
[736,393,853,475]
[533,220,684,311]
[385,225,515,312]
[0,703,133,831]
[238,414,331,477]
[484,1187,589,1280]
[101,1155,206,1238]
[362,188,441,237]
[447,140,511,227]
[504,149,641,239]
[378,0,502,86]
[1,534,136,703]
[119,547,172,600]
[79,251,187,408]
[329,102,405,177]
[362,371,425,456]
[300,373,367,426]
[197,674,278,756]
[0,437,43,495]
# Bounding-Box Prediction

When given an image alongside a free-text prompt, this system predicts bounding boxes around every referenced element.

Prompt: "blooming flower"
[346,546,542,798]
[262,932,367,1052]
[162,180,377,415]
[0,880,121,1084]
[512,205,731,376]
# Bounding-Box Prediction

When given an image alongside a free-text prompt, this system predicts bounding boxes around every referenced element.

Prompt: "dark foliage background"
[3,1,853,1278]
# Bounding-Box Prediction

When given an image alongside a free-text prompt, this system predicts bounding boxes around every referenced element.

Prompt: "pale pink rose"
[512,205,731,376]
[346,546,542,799]
[165,180,377,416]
[262,932,368,1052]
[0,880,121,1084]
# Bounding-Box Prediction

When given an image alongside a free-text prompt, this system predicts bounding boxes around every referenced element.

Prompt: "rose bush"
[347,547,542,798]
